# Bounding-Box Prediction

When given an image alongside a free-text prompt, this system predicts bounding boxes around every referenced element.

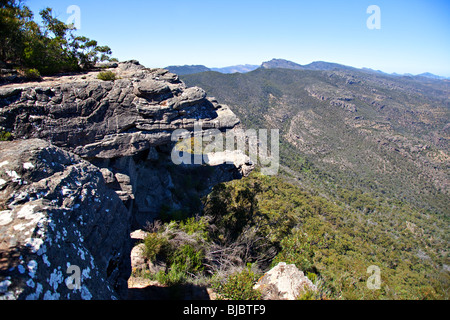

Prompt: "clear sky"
[26,0,450,76]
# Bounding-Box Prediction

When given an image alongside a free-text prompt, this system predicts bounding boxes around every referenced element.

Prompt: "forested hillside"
[182,68,449,217]
[136,172,448,299]
[181,67,450,299]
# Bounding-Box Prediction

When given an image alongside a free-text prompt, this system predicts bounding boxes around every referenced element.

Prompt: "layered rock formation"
[0,60,241,159]
[0,61,252,299]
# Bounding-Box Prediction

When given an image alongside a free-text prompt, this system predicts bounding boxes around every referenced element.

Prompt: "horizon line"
[159,58,450,79]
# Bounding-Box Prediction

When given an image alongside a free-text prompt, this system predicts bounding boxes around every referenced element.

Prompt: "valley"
[182,65,450,217]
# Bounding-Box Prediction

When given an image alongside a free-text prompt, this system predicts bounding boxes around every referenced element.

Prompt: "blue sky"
[27,0,450,76]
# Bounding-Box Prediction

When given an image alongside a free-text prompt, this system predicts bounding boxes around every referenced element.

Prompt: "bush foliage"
[138,172,448,300]
[0,131,13,141]
[97,71,117,81]
[213,265,262,300]
[1,0,114,76]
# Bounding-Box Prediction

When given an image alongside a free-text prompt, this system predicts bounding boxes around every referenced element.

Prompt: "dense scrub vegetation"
[182,69,450,218]
[0,0,115,77]
[137,172,448,299]
[181,68,449,299]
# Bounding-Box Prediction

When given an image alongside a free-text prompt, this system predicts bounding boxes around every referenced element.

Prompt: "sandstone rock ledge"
[0,60,244,162]
[0,61,253,300]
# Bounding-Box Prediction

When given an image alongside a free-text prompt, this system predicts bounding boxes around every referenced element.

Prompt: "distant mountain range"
[180,57,450,300]
[181,59,450,218]
[164,65,211,75]
[165,58,449,80]
[261,58,357,72]
[165,64,259,75]
[211,64,260,74]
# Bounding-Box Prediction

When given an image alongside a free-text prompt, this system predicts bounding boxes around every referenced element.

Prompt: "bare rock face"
[0,139,131,300]
[253,262,317,300]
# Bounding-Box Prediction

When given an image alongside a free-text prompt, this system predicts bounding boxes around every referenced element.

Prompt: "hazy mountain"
[262,58,359,72]
[165,64,260,75]
[165,64,211,75]
[166,59,449,80]
[261,59,450,79]
[416,72,448,80]
[261,58,305,70]
[303,61,357,71]
[210,64,259,74]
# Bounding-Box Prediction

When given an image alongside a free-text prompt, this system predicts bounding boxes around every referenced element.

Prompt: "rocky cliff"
[0,61,252,299]
[0,139,130,299]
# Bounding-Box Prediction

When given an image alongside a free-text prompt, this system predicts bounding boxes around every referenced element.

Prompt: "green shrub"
[169,244,205,274]
[154,265,186,286]
[0,131,13,141]
[179,216,210,241]
[97,70,117,81]
[143,233,169,261]
[297,287,320,300]
[24,68,41,80]
[214,266,262,300]
[272,230,316,273]
[306,272,317,283]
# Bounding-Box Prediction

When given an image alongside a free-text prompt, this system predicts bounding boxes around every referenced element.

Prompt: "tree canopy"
[0,0,115,76]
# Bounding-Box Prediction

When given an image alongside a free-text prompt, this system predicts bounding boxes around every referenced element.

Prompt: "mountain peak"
[261,58,355,72]
[261,58,305,70]
[416,72,447,80]
[165,65,211,75]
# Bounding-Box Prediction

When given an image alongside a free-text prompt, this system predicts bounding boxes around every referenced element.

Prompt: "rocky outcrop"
[0,61,241,159]
[253,262,317,300]
[0,139,130,299]
[0,60,252,221]
[0,61,252,299]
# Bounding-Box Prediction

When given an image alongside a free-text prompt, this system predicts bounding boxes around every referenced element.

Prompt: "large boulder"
[253,262,317,300]
[0,139,131,300]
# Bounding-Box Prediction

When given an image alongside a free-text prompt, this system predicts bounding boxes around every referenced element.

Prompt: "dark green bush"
[97,70,117,81]
[169,244,205,274]
[143,232,169,261]
[154,265,186,286]
[214,266,262,300]
[271,231,315,273]
[23,68,40,80]
[0,131,13,141]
